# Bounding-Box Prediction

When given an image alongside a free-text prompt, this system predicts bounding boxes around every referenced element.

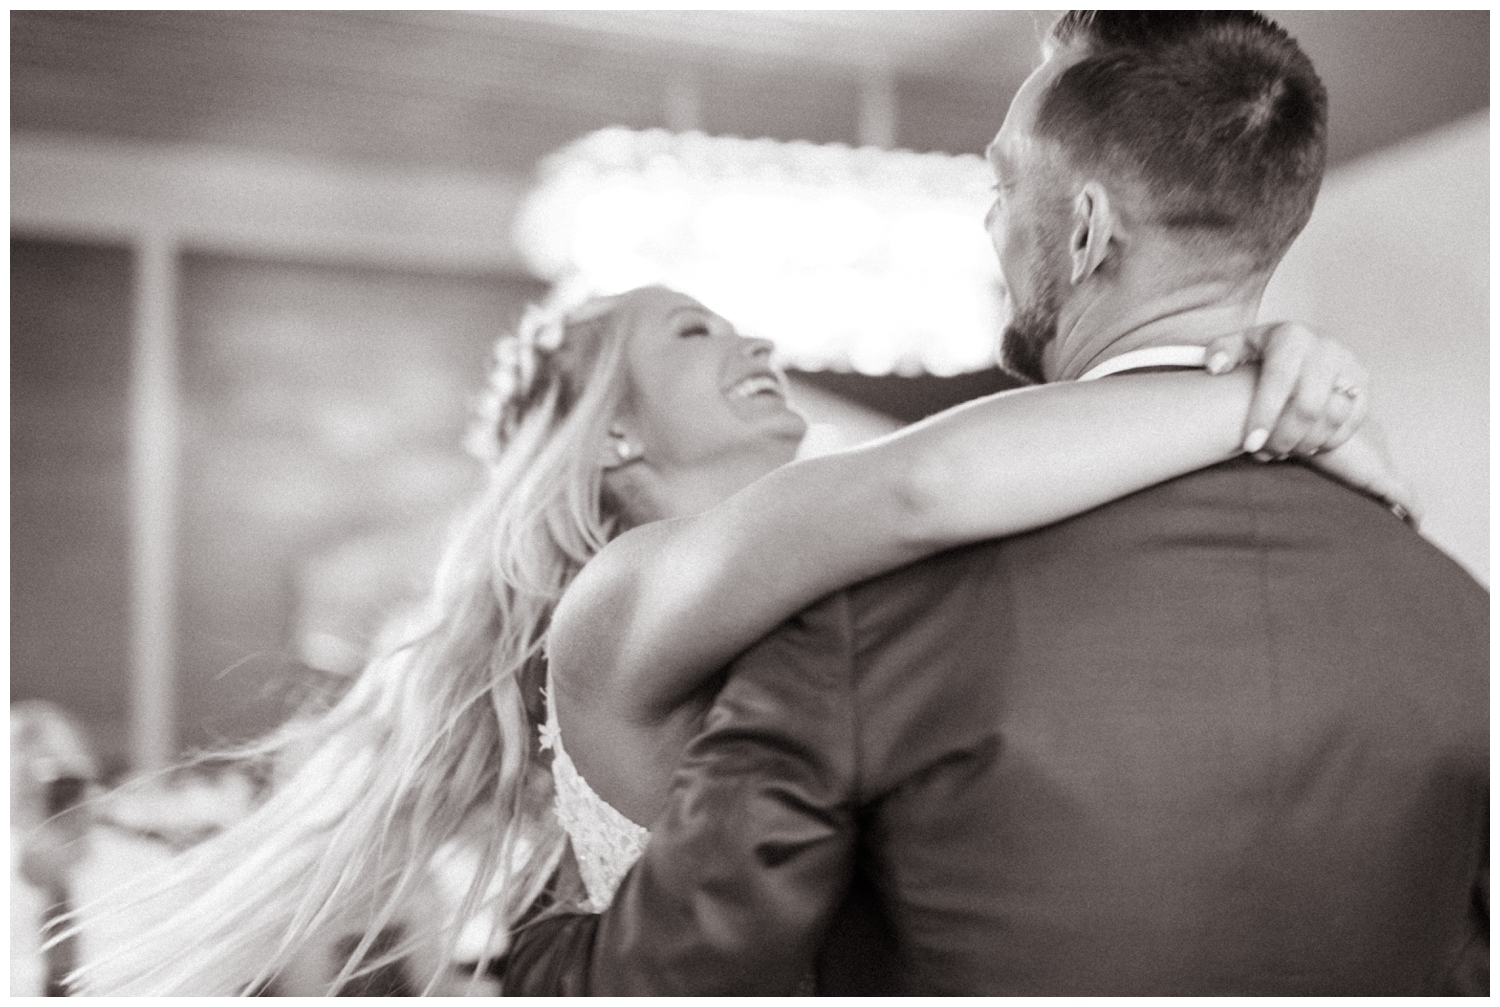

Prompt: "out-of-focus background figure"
[9,10,1487,993]
[12,701,98,996]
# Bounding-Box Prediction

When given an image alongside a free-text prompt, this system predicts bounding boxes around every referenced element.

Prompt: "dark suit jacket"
[505,459,1489,995]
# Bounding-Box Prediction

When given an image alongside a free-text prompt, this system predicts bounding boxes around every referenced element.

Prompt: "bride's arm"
[551,354,1390,725]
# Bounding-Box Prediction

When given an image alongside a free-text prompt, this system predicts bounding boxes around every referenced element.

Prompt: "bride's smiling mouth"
[723,371,788,402]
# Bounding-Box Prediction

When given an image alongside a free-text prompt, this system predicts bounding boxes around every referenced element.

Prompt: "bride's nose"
[739,335,775,359]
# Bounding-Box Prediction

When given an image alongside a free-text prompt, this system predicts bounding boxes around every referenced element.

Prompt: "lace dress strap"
[539,669,650,913]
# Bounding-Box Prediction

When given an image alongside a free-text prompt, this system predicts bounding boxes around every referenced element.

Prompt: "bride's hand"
[1204,321,1370,458]
[1205,321,1418,523]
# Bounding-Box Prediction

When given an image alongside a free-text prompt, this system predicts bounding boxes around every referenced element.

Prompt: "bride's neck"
[613,451,783,525]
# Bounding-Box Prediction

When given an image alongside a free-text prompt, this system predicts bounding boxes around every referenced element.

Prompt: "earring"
[604,434,642,469]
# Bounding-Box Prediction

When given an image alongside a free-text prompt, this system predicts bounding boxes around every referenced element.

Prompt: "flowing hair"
[67,291,639,995]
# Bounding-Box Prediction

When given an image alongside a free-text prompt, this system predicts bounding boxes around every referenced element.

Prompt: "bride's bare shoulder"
[549,521,665,699]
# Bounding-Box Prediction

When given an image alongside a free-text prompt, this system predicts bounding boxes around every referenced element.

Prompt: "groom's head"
[988,12,1327,382]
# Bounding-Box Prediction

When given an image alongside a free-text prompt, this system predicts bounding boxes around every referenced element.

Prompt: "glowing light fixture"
[513,128,1005,376]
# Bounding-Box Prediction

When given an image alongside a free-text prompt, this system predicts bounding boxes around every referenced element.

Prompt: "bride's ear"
[600,425,643,471]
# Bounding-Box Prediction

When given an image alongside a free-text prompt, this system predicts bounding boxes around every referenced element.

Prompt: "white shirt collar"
[1075,345,1207,382]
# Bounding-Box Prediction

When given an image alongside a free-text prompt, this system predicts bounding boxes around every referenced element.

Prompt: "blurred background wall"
[1260,111,1489,589]
[11,11,1489,774]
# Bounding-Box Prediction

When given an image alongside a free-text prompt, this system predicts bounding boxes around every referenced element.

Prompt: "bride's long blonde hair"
[70,291,640,995]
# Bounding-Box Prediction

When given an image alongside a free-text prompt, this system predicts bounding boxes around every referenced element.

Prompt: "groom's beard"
[999,281,1061,385]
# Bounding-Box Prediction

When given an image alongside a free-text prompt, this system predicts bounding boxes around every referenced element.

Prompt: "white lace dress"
[537,673,650,913]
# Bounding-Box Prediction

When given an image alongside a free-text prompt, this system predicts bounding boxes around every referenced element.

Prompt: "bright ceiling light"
[513,128,1007,376]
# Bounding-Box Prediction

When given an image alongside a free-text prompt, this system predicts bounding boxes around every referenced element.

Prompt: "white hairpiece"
[466,293,624,463]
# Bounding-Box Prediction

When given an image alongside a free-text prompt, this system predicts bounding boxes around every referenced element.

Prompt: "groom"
[505,12,1488,995]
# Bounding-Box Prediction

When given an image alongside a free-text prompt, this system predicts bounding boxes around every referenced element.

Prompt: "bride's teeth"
[730,375,780,398]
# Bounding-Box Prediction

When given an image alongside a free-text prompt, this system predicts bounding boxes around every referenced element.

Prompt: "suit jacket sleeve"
[503,593,861,996]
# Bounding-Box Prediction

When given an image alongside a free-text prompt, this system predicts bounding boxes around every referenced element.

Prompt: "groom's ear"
[1068,182,1114,286]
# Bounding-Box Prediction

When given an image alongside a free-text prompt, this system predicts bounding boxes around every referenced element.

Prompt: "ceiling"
[12,10,1489,178]
[479,10,1049,78]
[9,11,1489,420]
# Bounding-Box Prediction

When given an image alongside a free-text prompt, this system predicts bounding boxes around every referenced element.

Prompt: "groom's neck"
[1044,273,1270,383]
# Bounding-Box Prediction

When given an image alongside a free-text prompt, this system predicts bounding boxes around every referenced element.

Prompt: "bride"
[76,284,1403,994]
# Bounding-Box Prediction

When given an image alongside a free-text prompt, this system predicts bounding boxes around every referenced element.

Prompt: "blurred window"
[11,239,133,768]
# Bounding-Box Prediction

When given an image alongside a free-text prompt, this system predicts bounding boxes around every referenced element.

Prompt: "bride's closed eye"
[679,323,711,338]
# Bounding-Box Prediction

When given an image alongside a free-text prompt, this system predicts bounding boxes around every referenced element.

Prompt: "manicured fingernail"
[1244,428,1269,453]
[1207,352,1230,375]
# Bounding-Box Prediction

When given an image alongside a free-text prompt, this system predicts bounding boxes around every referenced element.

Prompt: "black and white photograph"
[11,9,1488,995]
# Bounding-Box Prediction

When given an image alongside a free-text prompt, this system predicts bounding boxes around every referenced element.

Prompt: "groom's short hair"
[1041,11,1326,271]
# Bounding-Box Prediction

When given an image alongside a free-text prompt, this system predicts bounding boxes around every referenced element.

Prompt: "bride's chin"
[719,405,808,468]
[769,401,809,435]
[768,414,810,453]
[745,424,804,470]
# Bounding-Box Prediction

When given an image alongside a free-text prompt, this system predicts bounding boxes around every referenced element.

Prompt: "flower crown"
[467,304,568,463]
[466,294,622,463]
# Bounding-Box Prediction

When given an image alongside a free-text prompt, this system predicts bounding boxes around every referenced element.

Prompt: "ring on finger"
[1331,377,1361,400]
